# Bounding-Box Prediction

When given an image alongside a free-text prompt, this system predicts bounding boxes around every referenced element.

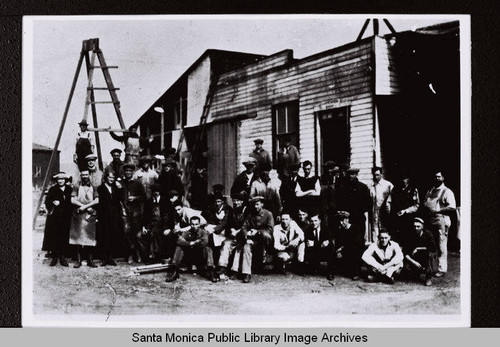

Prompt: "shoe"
[385,275,395,284]
[100,259,108,267]
[87,260,97,268]
[366,275,376,282]
[242,274,251,283]
[277,261,286,274]
[45,252,53,258]
[108,258,117,266]
[228,272,238,280]
[424,279,433,286]
[326,273,334,281]
[59,257,69,267]
[49,257,57,267]
[165,270,179,282]
[208,268,220,283]
[74,261,82,269]
[352,275,361,281]
[127,255,134,265]
[434,272,444,278]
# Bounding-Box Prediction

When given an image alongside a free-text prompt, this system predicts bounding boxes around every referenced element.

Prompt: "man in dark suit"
[143,184,170,262]
[304,213,335,280]
[231,157,258,197]
[280,163,300,219]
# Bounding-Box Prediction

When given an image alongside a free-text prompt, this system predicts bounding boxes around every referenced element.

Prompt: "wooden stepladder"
[33,38,130,228]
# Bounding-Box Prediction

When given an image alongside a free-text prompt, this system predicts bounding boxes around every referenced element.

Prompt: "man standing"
[143,184,170,262]
[73,120,94,172]
[280,163,300,219]
[110,125,154,167]
[42,172,72,267]
[422,170,456,277]
[249,163,282,221]
[369,167,394,243]
[336,167,371,244]
[69,170,100,268]
[277,136,300,178]
[236,196,275,281]
[403,217,438,286]
[334,211,365,280]
[362,230,403,284]
[295,160,321,215]
[165,216,219,283]
[158,158,184,201]
[249,138,272,174]
[133,156,159,200]
[79,154,103,188]
[231,157,258,197]
[304,213,335,280]
[103,148,124,180]
[119,163,147,264]
[320,162,339,229]
[273,211,305,275]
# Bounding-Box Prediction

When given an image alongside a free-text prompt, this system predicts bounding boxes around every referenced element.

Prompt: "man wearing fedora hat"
[74,119,94,172]
[42,172,73,267]
[249,138,272,174]
[231,157,258,197]
[402,217,438,286]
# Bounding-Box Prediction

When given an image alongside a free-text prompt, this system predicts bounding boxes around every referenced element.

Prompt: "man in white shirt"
[369,166,394,243]
[362,230,403,284]
[273,211,305,275]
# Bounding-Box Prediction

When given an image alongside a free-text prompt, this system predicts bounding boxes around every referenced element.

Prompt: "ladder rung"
[90,65,118,69]
[88,87,120,91]
[89,101,120,104]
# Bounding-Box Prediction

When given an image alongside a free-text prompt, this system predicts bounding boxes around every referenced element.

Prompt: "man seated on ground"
[165,216,219,283]
[204,191,233,250]
[334,211,365,281]
[273,211,305,275]
[304,213,335,280]
[218,192,249,280]
[403,217,438,286]
[232,196,274,283]
[362,230,403,284]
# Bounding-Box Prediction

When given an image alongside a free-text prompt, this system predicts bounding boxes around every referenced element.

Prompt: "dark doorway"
[318,107,350,168]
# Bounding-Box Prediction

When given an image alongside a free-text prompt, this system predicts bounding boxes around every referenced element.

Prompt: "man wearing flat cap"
[103,148,124,180]
[231,157,258,197]
[336,167,371,245]
[233,196,274,282]
[249,138,272,174]
[133,156,159,200]
[402,217,438,286]
[334,211,365,280]
[74,120,94,172]
[277,136,300,178]
[42,172,72,267]
[80,153,103,188]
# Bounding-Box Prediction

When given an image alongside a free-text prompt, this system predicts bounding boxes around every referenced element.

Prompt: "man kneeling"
[362,230,403,284]
[165,216,219,283]
[273,211,305,275]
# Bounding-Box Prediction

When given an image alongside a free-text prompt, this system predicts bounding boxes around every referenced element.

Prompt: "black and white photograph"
[22,15,471,327]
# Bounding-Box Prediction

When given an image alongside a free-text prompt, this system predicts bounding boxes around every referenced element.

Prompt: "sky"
[26,15,456,166]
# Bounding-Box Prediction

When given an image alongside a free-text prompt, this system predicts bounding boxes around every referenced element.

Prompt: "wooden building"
[33,143,60,190]
[134,21,460,201]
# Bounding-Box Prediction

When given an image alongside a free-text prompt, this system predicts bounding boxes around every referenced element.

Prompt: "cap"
[414,217,425,225]
[231,191,248,201]
[213,191,225,201]
[78,119,88,126]
[254,138,264,144]
[249,196,265,203]
[336,211,350,219]
[122,163,135,171]
[346,167,360,174]
[110,148,122,155]
[242,157,257,166]
[323,160,337,169]
[53,172,69,179]
[85,154,98,161]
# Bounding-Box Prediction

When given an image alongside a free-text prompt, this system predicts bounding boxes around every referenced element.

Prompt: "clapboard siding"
[209,39,376,184]
[375,36,402,95]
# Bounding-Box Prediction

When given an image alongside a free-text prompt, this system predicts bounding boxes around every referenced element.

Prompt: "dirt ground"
[31,210,461,320]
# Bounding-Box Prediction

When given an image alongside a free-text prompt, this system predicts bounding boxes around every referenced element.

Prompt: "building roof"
[33,143,59,152]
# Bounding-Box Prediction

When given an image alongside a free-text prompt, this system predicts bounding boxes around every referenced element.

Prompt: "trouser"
[367,263,403,278]
[337,248,364,277]
[404,252,437,281]
[429,215,449,273]
[306,245,335,274]
[171,245,214,268]
[218,239,238,268]
[231,243,253,275]
[122,210,148,258]
[149,224,167,259]
[276,242,305,263]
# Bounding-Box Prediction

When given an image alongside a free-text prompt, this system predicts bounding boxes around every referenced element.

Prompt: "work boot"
[127,254,134,265]
[74,253,82,268]
[49,257,58,267]
[108,257,117,266]
[87,254,97,268]
[208,267,219,283]
[165,267,179,282]
[100,256,108,267]
[59,257,69,267]
[326,272,335,281]
[242,274,251,283]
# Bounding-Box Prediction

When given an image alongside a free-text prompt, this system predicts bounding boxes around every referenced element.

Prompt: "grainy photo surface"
[22,15,470,327]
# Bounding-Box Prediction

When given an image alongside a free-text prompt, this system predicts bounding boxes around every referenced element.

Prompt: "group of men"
[42,135,457,287]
